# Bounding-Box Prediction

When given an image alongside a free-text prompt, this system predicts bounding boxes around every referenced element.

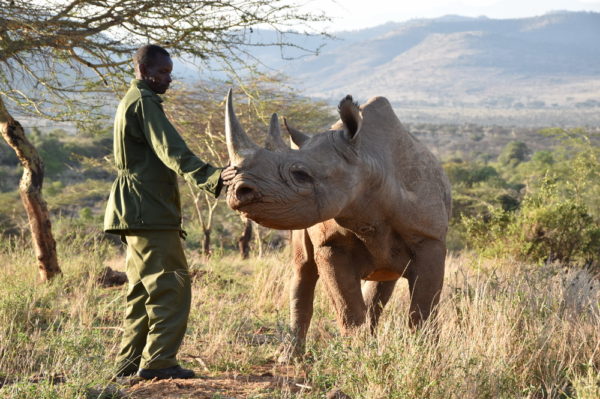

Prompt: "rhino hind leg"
[362,280,397,333]
[406,239,446,328]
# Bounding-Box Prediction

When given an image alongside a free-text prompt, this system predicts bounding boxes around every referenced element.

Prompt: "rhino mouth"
[227,182,263,210]
[242,209,316,230]
[227,190,319,230]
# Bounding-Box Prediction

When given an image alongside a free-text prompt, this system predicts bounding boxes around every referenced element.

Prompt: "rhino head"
[225,89,372,230]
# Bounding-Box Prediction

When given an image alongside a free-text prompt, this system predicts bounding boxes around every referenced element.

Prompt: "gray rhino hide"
[225,92,451,359]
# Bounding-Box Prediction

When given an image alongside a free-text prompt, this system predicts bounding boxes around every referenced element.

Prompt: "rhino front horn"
[225,88,259,166]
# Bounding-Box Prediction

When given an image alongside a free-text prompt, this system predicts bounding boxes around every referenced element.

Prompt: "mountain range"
[19,11,600,129]
[212,11,600,125]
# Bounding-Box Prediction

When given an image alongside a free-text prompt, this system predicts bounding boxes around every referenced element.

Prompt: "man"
[104,44,235,380]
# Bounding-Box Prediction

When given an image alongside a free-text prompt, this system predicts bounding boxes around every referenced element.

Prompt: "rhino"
[223,90,451,357]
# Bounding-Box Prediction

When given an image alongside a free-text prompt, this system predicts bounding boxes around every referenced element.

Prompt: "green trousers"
[115,230,191,373]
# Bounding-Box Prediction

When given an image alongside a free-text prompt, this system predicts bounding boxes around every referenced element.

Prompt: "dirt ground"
[89,257,315,399]
[119,363,312,399]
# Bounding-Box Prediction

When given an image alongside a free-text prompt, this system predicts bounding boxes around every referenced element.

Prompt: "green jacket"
[104,79,222,233]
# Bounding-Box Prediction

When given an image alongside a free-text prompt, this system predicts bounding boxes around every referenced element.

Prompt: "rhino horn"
[225,89,259,166]
[264,113,289,152]
[283,117,310,148]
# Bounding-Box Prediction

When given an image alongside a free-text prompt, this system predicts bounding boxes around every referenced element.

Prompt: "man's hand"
[220,165,237,186]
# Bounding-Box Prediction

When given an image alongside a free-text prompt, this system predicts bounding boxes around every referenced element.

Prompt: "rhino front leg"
[362,280,397,333]
[406,239,446,328]
[279,230,319,362]
[315,245,366,335]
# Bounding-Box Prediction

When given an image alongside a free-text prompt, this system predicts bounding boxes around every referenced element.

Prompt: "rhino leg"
[315,245,366,334]
[362,280,397,333]
[406,239,446,328]
[279,230,319,362]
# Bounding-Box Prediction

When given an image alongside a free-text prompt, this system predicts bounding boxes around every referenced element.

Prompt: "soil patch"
[124,364,310,399]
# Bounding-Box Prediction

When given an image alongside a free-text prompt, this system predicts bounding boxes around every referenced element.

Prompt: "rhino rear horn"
[283,117,309,148]
[225,89,259,166]
[264,113,289,152]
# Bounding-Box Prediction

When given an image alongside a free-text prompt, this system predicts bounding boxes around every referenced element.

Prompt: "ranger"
[104,44,235,380]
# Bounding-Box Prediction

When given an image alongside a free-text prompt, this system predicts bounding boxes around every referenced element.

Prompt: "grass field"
[0,227,599,398]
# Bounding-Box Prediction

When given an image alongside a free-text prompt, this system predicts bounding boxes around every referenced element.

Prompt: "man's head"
[133,44,173,94]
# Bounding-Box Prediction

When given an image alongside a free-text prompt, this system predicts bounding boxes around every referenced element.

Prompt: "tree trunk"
[238,217,252,259]
[255,223,263,258]
[202,228,211,257]
[0,97,61,282]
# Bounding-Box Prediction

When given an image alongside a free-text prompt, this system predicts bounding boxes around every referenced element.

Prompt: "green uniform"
[104,79,222,232]
[118,230,191,371]
[104,79,221,373]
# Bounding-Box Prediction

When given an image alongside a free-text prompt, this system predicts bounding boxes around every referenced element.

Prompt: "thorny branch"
[0,0,330,121]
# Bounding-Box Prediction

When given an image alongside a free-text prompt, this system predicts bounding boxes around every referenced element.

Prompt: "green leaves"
[457,130,600,267]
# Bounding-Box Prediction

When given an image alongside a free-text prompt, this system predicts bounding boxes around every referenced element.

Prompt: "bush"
[444,160,500,188]
[518,185,600,265]
[498,141,530,167]
[462,179,600,267]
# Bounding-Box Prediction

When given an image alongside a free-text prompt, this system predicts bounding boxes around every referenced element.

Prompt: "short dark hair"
[133,44,170,67]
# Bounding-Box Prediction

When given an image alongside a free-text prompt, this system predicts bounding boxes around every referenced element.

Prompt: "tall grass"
[0,227,123,398]
[303,256,600,398]
[1,226,598,398]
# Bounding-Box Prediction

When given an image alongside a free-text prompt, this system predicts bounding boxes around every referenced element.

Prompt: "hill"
[12,11,600,128]
[243,11,600,126]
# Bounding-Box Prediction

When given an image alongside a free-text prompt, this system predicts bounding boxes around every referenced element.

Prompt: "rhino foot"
[276,334,304,364]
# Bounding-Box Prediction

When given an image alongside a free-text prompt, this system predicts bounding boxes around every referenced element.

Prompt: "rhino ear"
[284,117,310,148]
[338,95,362,140]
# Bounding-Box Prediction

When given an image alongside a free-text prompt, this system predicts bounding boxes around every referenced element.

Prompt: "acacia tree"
[0,0,328,280]
[168,71,335,256]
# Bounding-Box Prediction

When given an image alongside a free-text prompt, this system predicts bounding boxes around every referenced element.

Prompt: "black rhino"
[224,90,451,358]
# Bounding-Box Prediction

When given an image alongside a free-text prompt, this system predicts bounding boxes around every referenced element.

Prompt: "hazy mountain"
[20,11,600,129]
[239,11,600,124]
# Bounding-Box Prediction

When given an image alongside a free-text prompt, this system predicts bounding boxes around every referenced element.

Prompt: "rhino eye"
[291,170,313,184]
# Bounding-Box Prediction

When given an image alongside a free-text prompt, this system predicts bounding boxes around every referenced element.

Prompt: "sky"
[304,0,600,31]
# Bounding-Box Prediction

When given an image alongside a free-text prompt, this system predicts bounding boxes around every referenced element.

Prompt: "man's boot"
[137,365,195,380]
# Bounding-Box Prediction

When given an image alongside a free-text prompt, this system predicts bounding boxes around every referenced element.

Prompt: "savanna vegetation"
[1,89,598,397]
[1,1,598,398]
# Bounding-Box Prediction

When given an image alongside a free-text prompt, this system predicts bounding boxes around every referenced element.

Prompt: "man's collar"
[131,79,163,102]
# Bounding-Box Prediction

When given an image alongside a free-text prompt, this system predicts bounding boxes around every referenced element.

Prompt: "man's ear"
[137,63,147,79]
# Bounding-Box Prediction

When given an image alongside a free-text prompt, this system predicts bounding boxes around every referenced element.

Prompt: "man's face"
[140,54,173,94]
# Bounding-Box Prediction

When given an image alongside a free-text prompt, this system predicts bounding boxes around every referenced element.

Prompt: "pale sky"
[304,0,600,31]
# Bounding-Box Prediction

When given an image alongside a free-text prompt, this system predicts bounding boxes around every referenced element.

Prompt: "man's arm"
[138,96,223,197]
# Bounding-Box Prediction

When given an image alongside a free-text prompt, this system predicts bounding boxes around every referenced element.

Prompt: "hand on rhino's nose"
[220,165,237,186]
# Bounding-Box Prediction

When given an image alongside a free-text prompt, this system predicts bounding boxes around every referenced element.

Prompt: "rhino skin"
[224,90,451,358]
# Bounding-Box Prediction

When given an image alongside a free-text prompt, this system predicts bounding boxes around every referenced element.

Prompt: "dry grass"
[0,232,598,398]
[309,255,600,398]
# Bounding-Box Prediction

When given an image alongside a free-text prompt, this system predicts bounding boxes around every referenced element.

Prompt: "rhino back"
[355,96,451,241]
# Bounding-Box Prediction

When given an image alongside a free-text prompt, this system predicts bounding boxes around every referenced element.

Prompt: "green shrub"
[517,183,600,265]
[498,141,530,167]
[462,179,600,267]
